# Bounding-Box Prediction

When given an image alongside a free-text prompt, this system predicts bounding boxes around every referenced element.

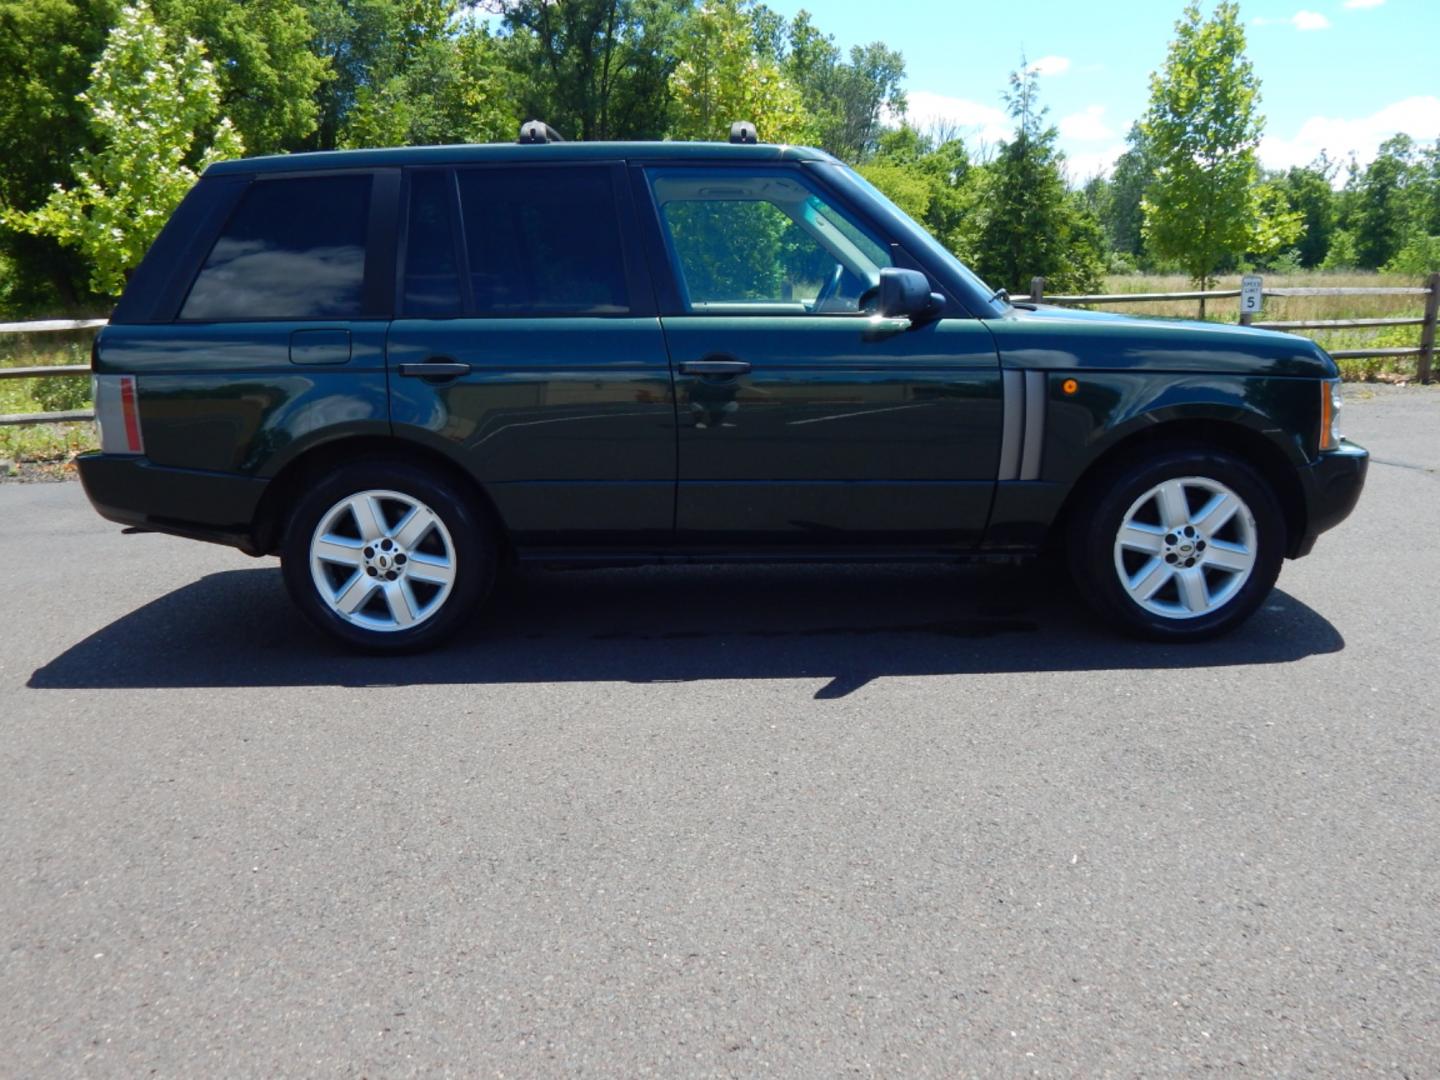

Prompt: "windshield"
[821,163,1009,316]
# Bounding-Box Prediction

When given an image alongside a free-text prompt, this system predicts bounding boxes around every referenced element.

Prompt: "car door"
[636,163,1002,547]
[385,163,676,547]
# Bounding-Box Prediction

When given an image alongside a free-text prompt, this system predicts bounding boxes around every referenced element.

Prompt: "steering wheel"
[812,262,846,313]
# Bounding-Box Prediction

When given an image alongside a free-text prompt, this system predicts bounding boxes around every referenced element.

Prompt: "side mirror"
[877,267,944,321]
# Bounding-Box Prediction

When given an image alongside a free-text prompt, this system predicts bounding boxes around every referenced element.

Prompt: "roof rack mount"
[519,120,566,145]
[729,121,758,145]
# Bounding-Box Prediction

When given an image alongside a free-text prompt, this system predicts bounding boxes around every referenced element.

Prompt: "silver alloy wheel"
[308,489,457,632]
[1112,475,1258,620]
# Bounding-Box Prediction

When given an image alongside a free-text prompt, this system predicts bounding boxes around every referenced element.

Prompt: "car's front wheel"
[281,461,495,652]
[1068,448,1285,640]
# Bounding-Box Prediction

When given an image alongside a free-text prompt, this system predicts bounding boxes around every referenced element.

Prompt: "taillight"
[92,374,144,455]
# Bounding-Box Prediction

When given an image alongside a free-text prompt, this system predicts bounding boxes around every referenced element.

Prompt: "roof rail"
[519,120,566,145]
[728,121,758,145]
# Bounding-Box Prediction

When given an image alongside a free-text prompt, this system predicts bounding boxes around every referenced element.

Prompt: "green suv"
[78,126,1368,651]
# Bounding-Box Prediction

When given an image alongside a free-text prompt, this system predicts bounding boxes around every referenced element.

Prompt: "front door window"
[648,169,892,315]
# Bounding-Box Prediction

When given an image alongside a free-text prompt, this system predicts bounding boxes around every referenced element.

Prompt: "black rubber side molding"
[398,362,472,379]
[678,359,751,376]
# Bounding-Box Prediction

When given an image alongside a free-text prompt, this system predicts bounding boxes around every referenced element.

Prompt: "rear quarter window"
[180,174,372,321]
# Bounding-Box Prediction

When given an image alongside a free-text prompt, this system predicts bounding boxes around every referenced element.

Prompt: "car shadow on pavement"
[29,561,1344,698]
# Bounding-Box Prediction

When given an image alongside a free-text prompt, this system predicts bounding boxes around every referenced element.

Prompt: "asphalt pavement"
[2,385,1437,1076]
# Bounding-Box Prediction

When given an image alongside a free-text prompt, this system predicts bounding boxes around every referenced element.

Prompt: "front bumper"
[1291,438,1368,558]
[77,453,270,554]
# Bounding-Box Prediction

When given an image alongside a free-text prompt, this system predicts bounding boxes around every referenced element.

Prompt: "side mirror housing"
[877,267,943,321]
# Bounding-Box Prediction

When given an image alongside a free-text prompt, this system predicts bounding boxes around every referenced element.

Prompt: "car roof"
[205,141,840,176]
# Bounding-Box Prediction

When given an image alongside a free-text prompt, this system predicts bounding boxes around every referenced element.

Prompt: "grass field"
[0,271,1434,469]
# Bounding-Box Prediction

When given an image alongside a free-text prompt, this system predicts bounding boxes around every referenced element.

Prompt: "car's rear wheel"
[1068,448,1285,640]
[281,461,495,652]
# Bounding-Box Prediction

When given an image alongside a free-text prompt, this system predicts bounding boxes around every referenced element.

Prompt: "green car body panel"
[78,139,1367,570]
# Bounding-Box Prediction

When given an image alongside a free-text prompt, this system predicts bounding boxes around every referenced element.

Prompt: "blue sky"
[763,0,1440,179]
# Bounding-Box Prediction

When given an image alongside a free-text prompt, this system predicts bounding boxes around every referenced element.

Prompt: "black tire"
[280,460,496,653]
[1067,447,1286,641]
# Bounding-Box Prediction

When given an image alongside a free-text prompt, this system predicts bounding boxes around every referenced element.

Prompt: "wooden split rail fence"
[2,272,1437,427]
[0,318,106,427]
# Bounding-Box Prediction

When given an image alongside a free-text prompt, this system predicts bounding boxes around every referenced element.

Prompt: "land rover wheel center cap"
[362,539,408,581]
[1163,525,1207,569]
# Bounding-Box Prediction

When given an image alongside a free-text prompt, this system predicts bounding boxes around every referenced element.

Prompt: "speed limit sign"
[1240,274,1263,317]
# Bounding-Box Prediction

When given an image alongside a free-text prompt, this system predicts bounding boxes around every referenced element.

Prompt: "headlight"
[1319,378,1343,453]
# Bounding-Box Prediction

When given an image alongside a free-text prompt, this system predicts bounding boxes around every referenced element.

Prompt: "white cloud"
[1027,55,1071,76]
[1252,10,1332,29]
[1058,105,1115,142]
[1259,95,1440,173]
[900,90,1011,145]
[1343,0,1384,8]
[1064,143,1129,182]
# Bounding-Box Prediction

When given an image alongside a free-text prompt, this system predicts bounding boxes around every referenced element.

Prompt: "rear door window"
[455,166,629,316]
[181,174,372,321]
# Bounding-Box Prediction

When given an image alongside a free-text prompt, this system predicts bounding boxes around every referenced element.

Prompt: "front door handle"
[678,359,752,376]
[398,361,471,380]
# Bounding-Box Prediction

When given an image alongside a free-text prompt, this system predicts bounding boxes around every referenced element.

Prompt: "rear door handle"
[398,361,471,379]
[678,359,751,376]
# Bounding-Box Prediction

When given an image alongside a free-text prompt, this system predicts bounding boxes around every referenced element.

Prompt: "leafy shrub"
[1321,229,1360,271]
[32,373,91,414]
[1267,248,1303,274]
[1106,251,1140,275]
[1383,234,1440,275]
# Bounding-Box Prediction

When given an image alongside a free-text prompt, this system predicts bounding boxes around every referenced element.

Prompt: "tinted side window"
[457,167,628,316]
[403,170,462,316]
[181,175,371,321]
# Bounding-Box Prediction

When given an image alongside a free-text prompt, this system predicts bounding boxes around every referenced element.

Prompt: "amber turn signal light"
[1319,378,1343,453]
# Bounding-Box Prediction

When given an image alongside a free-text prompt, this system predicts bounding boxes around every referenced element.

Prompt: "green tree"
[667,0,809,144]
[1353,135,1421,269]
[971,61,1104,293]
[1275,157,1336,268]
[1,0,243,296]
[858,161,932,221]
[1384,233,1440,274]
[1059,190,1109,288]
[1141,2,1273,288]
[305,0,482,148]
[1320,228,1359,270]
[861,125,979,261]
[1106,123,1152,260]
[1247,179,1304,268]
[783,11,905,162]
[0,0,118,306]
[1422,139,1440,236]
[153,0,328,153]
[338,7,512,147]
[495,0,688,141]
